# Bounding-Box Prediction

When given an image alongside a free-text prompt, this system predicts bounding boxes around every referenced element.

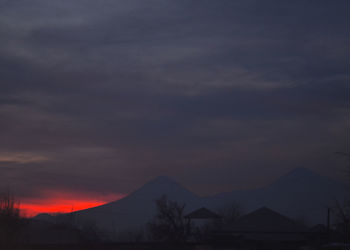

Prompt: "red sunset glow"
[19,190,124,217]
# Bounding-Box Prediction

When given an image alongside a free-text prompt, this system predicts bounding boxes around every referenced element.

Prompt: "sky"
[1,0,350,215]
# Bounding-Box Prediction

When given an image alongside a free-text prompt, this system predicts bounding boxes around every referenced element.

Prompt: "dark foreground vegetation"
[1,190,349,250]
[6,242,350,250]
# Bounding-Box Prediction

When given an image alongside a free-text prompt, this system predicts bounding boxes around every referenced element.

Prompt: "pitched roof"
[185,207,221,219]
[227,207,308,233]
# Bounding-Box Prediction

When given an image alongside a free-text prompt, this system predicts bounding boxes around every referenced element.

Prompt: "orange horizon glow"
[19,190,125,217]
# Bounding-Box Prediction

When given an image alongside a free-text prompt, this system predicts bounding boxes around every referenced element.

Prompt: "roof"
[226,207,309,233]
[185,207,221,219]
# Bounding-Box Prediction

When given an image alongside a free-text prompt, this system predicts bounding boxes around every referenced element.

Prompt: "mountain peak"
[129,175,196,200]
[152,175,176,183]
[285,167,317,178]
[143,175,180,188]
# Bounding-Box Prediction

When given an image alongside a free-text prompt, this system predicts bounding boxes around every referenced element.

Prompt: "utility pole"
[325,207,331,244]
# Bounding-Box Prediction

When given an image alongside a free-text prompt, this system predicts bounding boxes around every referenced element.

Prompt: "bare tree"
[0,192,23,248]
[147,195,192,242]
[218,202,242,226]
[333,152,350,241]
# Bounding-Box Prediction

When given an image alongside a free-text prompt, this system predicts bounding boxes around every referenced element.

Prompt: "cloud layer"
[1,0,350,198]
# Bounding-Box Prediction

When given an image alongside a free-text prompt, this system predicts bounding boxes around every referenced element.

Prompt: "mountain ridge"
[34,167,349,234]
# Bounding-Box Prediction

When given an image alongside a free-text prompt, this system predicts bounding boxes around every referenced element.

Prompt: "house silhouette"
[214,207,310,247]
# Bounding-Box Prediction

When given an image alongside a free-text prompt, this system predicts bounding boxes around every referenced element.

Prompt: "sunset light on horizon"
[19,191,125,217]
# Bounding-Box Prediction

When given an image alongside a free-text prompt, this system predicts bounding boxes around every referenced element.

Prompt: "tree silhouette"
[218,202,242,226]
[0,192,23,248]
[333,152,350,242]
[147,195,192,242]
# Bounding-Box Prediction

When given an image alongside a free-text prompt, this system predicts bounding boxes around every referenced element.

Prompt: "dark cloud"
[0,0,350,198]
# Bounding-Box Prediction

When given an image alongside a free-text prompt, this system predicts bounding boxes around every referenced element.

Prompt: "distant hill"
[35,167,349,236]
[208,167,349,225]
[33,213,55,223]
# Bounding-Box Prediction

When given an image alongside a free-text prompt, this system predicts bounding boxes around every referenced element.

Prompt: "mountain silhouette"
[71,175,202,236]
[35,168,348,236]
[210,167,348,225]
